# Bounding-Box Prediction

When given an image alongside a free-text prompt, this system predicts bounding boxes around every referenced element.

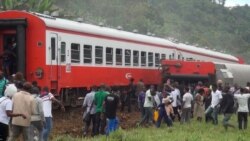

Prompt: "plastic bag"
[153,110,159,122]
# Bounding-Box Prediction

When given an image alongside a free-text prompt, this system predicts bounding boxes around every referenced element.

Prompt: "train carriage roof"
[176,43,237,61]
[38,13,238,62]
[37,12,177,48]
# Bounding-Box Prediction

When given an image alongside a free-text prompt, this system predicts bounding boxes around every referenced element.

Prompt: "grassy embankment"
[53,115,250,141]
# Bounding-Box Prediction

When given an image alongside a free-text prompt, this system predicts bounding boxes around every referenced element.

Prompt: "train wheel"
[70,98,77,107]
[70,93,77,107]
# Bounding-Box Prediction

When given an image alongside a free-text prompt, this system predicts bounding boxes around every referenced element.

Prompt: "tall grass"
[53,115,250,141]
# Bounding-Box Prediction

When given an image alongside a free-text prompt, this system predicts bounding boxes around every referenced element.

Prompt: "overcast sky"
[225,0,250,7]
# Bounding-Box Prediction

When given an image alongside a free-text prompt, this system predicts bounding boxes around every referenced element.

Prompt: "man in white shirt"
[181,87,193,124]
[234,88,250,130]
[138,85,155,126]
[82,86,97,136]
[170,83,181,121]
[205,84,222,125]
[154,89,162,107]
[41,87,64,141]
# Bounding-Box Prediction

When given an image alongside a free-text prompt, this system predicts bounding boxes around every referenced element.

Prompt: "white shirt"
[170,88,181,107]
[83,91,96,115]
[0,97,12,125]
[154,92,161,107]
[211,90,223,108]
[144,89,153,107]
[182,92,193,108]
[230,87,240,94]
[41,93,54,117]
[234,94,250,112]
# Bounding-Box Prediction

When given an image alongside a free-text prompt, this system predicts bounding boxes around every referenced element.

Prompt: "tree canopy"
[0,0,54,12]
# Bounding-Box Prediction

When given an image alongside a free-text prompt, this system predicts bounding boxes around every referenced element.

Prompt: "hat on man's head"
[5,84,17,98]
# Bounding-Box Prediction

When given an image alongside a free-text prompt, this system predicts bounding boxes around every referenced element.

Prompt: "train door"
[48,33,59,92]
[0,19,26,77]
[1,34,16,74]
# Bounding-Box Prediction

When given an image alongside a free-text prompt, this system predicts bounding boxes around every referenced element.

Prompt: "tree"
[0,0,55,12]
[217,0,226,6]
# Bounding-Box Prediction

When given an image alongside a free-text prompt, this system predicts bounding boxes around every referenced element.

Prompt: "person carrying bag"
[83,101,94,122]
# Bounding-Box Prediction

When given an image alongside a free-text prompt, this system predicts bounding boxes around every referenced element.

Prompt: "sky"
[225,0,250,7]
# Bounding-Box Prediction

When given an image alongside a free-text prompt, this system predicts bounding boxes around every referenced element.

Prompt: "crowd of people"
[81,77,250,138]
[135,79,250,131]
[2,70,250,140]
[0,71,64,141]
[82,84,119,136]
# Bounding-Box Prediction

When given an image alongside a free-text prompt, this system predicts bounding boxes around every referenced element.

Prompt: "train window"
[186,57,194,61]
[172,53,175,59]
[106,47,113,65]
[148,52,153,67]
[125,49,131,66]
[95,46,103,64]
[133,50,139,66]
[61,42,66,63]
[155,53,160,67]
[178,54,181,60]
[161,54,166,60]
[141,51,146,67]
[84,45,92,64]
[182,57,184,60]
[51,38,56,60]
[116,48,122,65]
[71,43,80,63]
[169,55,172,60]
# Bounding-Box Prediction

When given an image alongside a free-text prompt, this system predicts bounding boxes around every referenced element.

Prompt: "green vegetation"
[53,115,250,141]
[0,0,55,12]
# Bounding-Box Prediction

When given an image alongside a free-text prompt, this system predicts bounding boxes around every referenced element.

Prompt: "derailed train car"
[161,60,250,86]
[0,10,244,106]
[215,63,250,86]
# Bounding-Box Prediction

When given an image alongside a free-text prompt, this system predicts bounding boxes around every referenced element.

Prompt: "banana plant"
[1,0,14,10]
[37,0,54,12]
[0,0,55,12]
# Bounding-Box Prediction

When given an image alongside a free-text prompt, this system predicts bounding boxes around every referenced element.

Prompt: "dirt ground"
[52,106,141,138]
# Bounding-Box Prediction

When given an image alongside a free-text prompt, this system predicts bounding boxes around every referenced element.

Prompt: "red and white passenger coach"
[0,10,242,106]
